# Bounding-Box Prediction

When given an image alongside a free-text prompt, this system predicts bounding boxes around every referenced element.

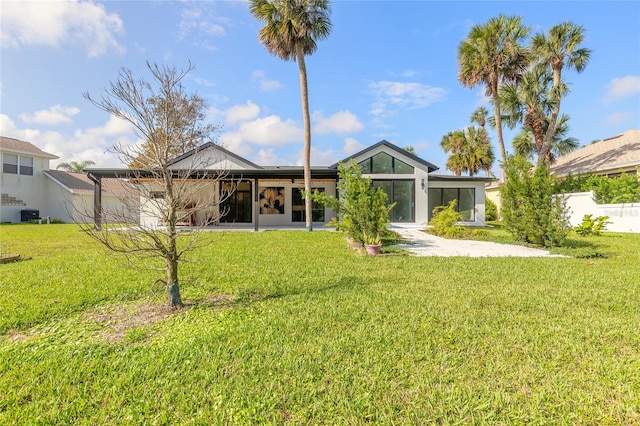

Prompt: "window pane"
[428,188,442,220]
[292,187,324,222]
[443,188,458,207]
[20,157,34,175]
[392,180,414,222]
[394,159,414,174]
[371,152,393,174]
[3,154,18,174]
[358,159,370,173]
[458,188,475,221]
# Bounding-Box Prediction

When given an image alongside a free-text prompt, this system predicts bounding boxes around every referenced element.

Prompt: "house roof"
[332,140,439,172]
[0,136,59,159]
[428,174,495,182]
[551,129,640,176]
[44,170,135,196]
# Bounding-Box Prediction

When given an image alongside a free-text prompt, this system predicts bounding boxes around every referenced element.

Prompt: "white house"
[87,141,493,229]
[1,136,133,224]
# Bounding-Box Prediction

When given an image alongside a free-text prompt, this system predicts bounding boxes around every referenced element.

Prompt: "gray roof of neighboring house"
[0,136,59,159]
[551,129,640,176]
[44,170,135,196]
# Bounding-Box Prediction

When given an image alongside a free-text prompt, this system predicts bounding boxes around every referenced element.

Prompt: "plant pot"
[364,244,382,255]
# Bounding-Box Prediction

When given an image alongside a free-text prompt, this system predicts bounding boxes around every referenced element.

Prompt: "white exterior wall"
[563,191,640,233]
[0,154,52,222]
[429,180,487,226]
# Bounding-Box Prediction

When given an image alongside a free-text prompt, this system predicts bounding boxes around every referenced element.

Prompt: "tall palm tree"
[250,0,332,231]
[512,114,578,164]
[470,106,489,129]
[458,14,530,178]
[532,22,591,165]
[56,160,95,173]
[440,127,494,177]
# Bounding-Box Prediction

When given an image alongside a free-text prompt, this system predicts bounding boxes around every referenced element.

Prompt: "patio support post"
[90,174,102,230]
[254,177,259,232]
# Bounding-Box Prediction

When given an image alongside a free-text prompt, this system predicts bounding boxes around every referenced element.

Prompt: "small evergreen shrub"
[554,173,640,204]
[428,200,488,239]
[501,156,571,247]
[485,198,498,221]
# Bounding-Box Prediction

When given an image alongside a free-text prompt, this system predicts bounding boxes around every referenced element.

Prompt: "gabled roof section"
[44,170,134,196]
[332,140,439,172]
[168,142,262,170]
[551,129,640,176]
[0,136,59,159]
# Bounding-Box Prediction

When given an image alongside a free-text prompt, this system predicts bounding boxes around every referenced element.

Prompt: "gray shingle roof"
[0,136,59,159]
[44,170,135,196]
[551,129,640,176]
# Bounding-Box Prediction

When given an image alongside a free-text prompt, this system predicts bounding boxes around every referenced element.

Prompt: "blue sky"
[1,1,639,175]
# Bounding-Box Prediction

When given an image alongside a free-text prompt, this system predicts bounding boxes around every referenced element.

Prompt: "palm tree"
[250,0,332,231]
[458,14,530,178]
[512,114,578,164]
[532,22,591,165]
[56,160,95,173]
[470,106,489,129]
[440,127,494,177]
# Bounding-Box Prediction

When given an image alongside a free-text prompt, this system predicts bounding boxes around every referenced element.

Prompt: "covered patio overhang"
[85,167,339,231]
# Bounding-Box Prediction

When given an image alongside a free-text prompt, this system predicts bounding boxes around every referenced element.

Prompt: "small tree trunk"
[492,89,507,180]
[166,258,183,308]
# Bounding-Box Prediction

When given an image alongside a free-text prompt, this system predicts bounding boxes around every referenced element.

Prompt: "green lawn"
[1,224,639,424]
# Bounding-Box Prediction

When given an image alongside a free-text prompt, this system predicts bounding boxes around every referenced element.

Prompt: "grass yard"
[1,224,639,424]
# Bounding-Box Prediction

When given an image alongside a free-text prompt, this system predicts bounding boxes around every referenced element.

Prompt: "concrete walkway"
[392,227,564,258]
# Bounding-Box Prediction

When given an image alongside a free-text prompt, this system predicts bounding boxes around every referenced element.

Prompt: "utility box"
[20,209,39,222]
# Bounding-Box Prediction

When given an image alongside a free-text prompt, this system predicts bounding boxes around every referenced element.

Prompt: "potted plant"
[363,231,382,255]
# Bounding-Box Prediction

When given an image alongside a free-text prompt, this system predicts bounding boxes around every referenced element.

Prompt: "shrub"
[574,214,611,237]
[554,173,640,204]
[501,156,571,247]
[428,201,489,239]
[485,198,498,221]
[309,160,395,244]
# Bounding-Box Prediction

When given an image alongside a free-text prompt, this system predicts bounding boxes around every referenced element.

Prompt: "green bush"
[501,156,571,247]
[309,160,394,243]
[428,200,489,239]
[554,173,640,204]
[485,198,498,221]
[574,214,611,237]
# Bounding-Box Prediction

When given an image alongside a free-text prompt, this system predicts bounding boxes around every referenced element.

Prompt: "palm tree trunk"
[492,90,507,180]
[296,45,313,231]
[541,68,562,166]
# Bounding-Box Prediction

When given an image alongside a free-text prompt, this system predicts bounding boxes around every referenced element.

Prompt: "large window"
[220,181,252,223]
[2,154,33,175]
[292,188,325,222]
[359,152,414,174]
[372,179,414,222]
[428,188,475,221]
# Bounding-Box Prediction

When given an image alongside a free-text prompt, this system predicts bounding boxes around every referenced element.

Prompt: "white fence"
[563,191,640,233]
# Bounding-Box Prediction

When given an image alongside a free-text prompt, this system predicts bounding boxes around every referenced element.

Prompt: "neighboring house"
[551,129,640,178]
[1,136,58,223]
[43,170,138,224]
[1,135,134,224]
[87,140,493,229]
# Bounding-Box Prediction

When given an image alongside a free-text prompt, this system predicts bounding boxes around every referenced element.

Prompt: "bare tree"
[79,62,231,308]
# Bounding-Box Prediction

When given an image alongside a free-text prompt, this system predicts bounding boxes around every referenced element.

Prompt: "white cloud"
[604,75,640,103]
[179,4,226,37]
[343,138,366,155]
[252,70,283,92]
[236,115,302,146]
[369,80,447,116]
[19,105,80,125]
[312,110,363,135]
[604,112,632,125]
[1,0,124,57]
[253,149,284,166]
[225,101,261,125]
[0,113,135,168]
